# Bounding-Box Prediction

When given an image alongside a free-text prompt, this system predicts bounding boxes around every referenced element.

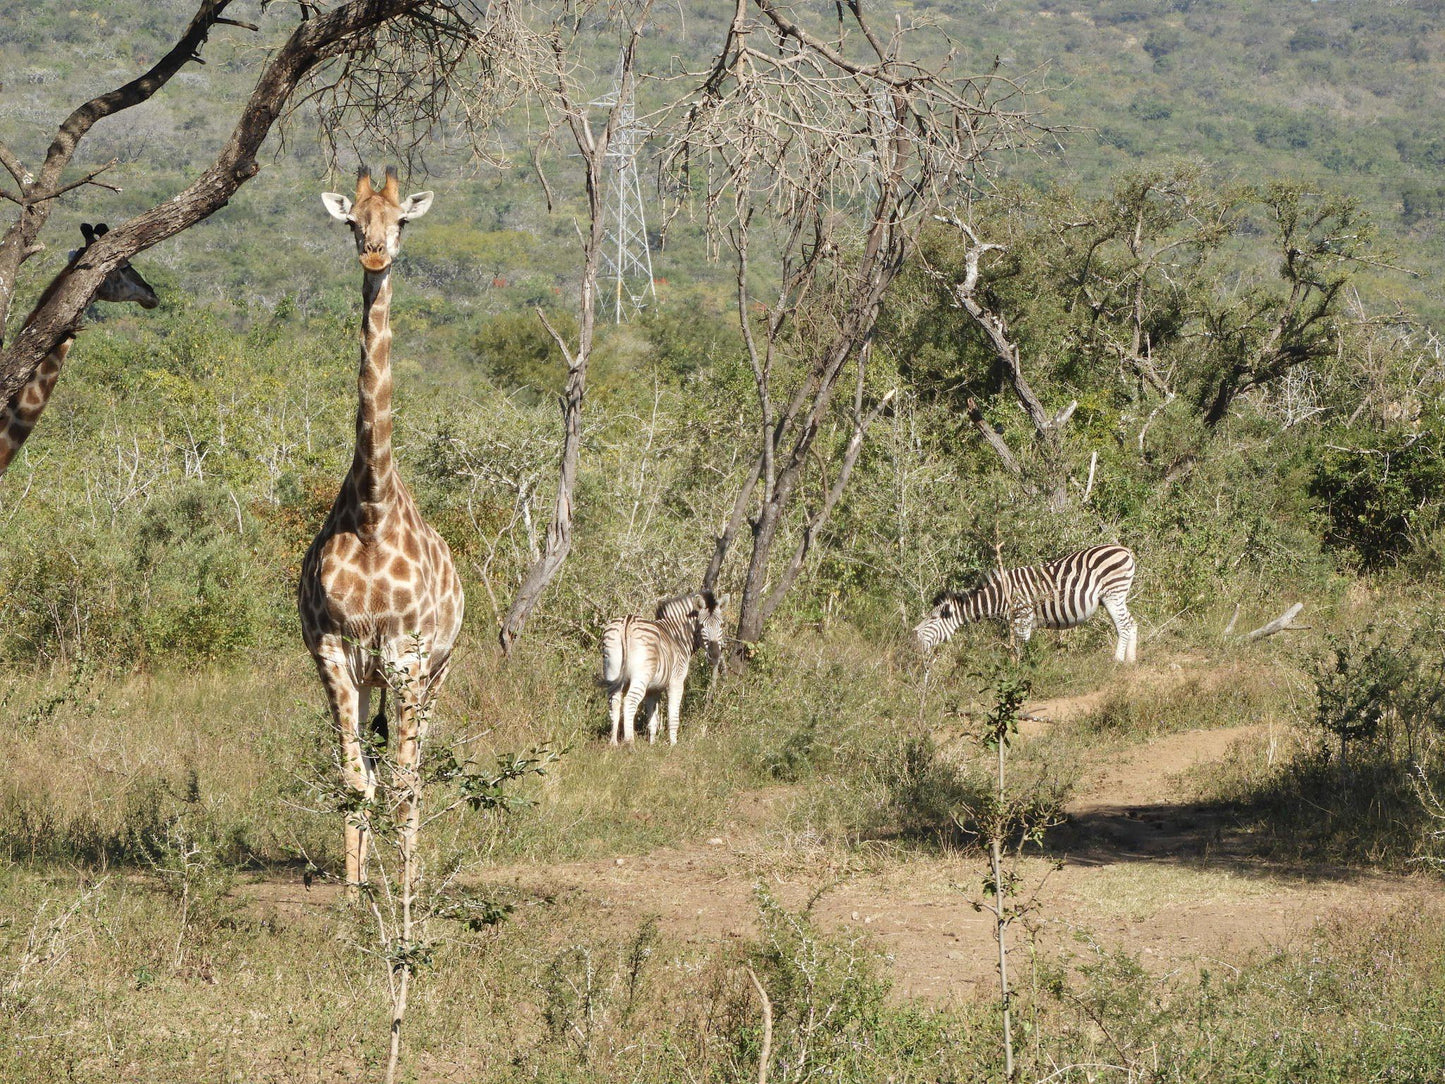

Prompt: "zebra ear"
[715,593,730,609]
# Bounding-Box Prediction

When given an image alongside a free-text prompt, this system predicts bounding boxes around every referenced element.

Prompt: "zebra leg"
[642,693,661,744]
[666,675,685,746]
[608,685,625,745]
[1010,606,1035,658]
[620,683,647,744]
[1103,594,1138,663]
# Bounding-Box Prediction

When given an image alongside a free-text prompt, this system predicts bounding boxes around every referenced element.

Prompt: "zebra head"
[655,590,730,662]
[696,590,729,664]
[912,591,965,652]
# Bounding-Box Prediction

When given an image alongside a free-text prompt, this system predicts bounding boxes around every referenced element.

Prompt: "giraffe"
[0,223,159,476]
[298,167,464,895]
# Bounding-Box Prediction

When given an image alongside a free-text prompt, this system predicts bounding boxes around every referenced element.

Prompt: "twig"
[43,160,121,200]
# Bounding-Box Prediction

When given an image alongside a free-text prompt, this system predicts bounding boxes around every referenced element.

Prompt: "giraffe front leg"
[389,658,436,897]
[317,655,372,898]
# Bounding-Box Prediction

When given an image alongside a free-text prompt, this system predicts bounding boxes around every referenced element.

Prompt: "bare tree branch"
[498,15,648,653]
[2,0,525,460]
[669,2,1044,652]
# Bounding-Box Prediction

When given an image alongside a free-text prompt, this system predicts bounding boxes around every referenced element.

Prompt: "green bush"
[1310,425,1445,570]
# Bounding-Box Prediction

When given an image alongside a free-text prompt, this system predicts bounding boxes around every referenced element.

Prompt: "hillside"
[3,1,1444,320]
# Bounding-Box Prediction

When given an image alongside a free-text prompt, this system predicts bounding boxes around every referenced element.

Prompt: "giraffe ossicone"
[298,166,464,896]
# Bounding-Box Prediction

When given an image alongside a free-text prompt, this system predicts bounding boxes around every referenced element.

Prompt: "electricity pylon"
[593,51,656,323]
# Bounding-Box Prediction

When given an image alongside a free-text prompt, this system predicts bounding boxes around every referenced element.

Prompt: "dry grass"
[3,619,1444,1082]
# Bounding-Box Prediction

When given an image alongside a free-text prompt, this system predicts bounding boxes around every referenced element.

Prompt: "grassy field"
[3,588,1444,1083]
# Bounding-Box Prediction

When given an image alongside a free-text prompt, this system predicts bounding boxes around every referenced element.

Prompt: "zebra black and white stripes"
[601,591,728,745]
[913,545,1138,663]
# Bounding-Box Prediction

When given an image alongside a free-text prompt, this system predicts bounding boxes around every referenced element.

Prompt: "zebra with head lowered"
[601,591,728,745]
[913,545,1138,663]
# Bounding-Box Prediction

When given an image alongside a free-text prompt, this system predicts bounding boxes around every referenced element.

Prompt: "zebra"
[600,591,728,745]
[913,545,1138,663]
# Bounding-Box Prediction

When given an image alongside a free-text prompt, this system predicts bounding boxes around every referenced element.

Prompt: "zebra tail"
[600,619,626,686]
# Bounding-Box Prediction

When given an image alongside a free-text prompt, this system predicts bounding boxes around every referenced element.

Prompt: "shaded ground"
[237,663,1436,1004]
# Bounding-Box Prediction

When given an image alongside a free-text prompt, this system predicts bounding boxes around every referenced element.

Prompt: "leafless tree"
[497,12,649,655]
[934,214,1078,507]
[670,1,1041,653]
[0,0,524,477]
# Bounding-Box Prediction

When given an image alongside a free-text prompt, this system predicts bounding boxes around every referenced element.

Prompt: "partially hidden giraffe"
[298,167,464,894]
[0,223,159,476]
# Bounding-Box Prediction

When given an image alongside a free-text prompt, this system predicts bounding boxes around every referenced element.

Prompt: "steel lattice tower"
[593,52,656,323]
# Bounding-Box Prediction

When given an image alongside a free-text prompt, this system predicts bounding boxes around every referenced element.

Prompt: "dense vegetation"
[2,2,1444,1081]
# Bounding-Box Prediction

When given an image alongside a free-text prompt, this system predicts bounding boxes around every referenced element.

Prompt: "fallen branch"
[1245,602,1304,640]
[746,966,773,1084]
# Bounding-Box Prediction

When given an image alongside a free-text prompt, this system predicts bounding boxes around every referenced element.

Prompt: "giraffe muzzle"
[360,252,390,272]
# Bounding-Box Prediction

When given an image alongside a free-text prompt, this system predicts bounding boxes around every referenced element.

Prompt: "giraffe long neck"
[350,268,396,511]
[0,255,88,479]
[0,336,75,477]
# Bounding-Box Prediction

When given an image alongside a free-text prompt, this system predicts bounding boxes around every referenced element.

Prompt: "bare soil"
[239,665,1437,1004]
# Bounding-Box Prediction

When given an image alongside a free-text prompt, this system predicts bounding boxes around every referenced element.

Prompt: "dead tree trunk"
[675,3,1040,657]
[941,216,1075,506]
[499,29,640,654]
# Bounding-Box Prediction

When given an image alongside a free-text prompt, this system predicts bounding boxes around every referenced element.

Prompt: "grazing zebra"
[913,545,1138,663]
[601,591,728,745]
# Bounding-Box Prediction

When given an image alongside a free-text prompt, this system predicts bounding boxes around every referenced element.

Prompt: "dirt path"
[240,667,1434,1003]
[466,673,1429,1002]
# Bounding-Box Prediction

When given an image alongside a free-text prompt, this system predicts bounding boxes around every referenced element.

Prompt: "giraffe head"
[321,166,434,273]
[69,223,159,309]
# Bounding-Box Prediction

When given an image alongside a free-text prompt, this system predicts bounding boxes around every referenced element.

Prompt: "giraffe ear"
[321,193,354,222]
[399,191,434,221]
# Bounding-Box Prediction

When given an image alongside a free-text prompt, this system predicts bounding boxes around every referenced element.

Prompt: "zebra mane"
[654,589,718,619]
[933,572,990,607]
[654,593,696,619]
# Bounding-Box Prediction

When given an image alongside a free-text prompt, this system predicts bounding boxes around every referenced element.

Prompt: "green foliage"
[750,890,892,1079]
[1310,423,1445,570]
[472,310,575,393]
[872,734,984,846]
[1312,617,1445,756]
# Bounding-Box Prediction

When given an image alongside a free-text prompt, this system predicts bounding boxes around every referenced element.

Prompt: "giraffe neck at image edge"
[0,337,75,476]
